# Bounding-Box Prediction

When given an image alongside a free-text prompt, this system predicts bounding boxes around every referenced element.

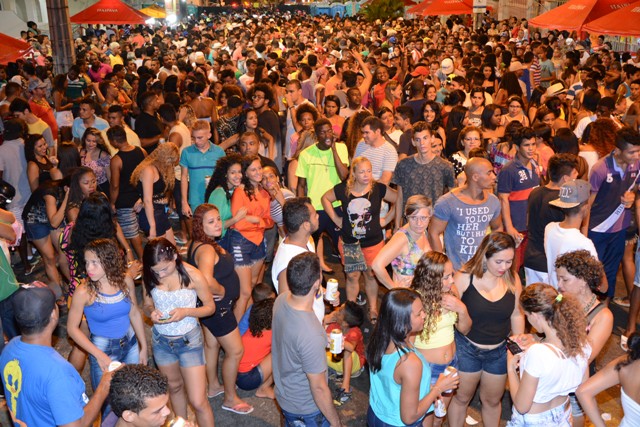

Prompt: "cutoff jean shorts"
[151,325,205,368]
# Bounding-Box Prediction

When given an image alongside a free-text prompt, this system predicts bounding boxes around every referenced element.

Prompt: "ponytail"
[520,283,588,359]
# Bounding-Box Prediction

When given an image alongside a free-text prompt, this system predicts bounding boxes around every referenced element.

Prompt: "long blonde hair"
[130,142,179,193]
[345,157,375,197]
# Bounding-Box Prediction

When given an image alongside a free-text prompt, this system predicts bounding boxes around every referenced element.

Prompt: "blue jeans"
[589,229,626,298]
[282,408,331,427]
[89,328,139,390]
[367,406,424,427]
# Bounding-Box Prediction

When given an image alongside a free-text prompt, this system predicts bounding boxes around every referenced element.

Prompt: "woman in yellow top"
[410,251,472,427]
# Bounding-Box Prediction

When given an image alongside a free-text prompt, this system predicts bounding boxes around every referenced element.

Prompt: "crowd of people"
[1,7,640,427]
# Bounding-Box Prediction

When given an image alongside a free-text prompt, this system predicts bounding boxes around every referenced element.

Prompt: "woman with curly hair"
[204,153,245,250]
[288,103,318,162]
[130,142,179,244]
[410,251,472,427]
[188,204,253,413]
[506,283,590,427]
[322,157,397,321]
[449,232,524,427]
[344,110,372,158]
[25,133,62,191]
[229,155,274,321]
[580,118,618,169]
[577,332,640,427]
[422,100,447,145]
[66,238,147,398]
[80,127,111,196]
[372,195,433,289]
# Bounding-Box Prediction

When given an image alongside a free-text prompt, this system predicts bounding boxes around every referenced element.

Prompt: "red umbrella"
[414,0,473,16]
[408,0,434,14]
[583,0,640,36]
[0,33,33,65]
[70,0,150,25]
[529,0,632,32]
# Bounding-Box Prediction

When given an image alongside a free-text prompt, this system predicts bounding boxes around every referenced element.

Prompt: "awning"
[529,0,632,32]
[139,4,167,19]
[414,0,473,16]
[70,0,150,25]
[583,0,640,36]
[0,33,33,65]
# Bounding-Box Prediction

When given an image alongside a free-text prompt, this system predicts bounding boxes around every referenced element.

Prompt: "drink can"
[329,329,343,354]
[325,279,339,301]
[159,138,166,144]
[434,397,447,417]
[444,366,458,394]
[108,361,122,372]
[167,416,186,427]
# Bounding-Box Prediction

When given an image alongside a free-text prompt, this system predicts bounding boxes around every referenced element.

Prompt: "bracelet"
[125,248,131,253]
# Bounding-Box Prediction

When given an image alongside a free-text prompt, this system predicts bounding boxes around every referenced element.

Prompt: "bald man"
[428,158,503,270]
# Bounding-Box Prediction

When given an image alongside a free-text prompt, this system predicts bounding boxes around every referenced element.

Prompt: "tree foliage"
[361,0,405,22]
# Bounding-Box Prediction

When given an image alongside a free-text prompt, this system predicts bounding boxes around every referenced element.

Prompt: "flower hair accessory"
[555,293,563,303]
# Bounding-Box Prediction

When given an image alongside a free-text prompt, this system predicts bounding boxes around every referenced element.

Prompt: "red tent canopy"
[0,33,33,65]
[414,0,473,16]
[407,0,434,14]
[583,0,640,36]
[529,0,632,32]
[70,0,150,25]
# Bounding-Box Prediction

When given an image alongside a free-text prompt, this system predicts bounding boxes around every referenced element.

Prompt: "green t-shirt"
[208,186,233,238]
[0,247,18,302]
[295,142,350,211]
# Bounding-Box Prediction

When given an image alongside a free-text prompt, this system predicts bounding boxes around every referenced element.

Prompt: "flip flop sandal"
[621,334,629,352]
[221,403,254,415]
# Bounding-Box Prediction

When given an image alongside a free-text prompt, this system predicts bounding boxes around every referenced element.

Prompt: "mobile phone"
[506,337,523,355]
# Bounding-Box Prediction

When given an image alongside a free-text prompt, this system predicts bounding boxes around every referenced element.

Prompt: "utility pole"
[46,0,75,75]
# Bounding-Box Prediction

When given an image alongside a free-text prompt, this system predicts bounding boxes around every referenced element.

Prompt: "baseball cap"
[13,286,57,332]
[410,66,429,77]
[441,58,454,75]
[549,179,590,208]
[28,78,47,92]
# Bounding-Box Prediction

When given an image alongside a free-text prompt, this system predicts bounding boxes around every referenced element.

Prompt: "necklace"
[583,294,597,315]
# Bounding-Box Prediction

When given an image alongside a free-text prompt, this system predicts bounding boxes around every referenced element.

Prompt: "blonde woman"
[130,143,179,244]
[372,195,432,289]
[322,157,397,321]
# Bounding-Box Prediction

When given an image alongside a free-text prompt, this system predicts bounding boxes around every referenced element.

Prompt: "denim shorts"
[228,229,266,267]
[634,247,640,287]
[89,328,139,390]
[568,392,584,417]
[236,364,263,391]
[429,353,459,386]
[138,203,172,236]
[116,208,140,239]
[25,222,52,241]
[282,408,330,427]
[367,405,424,427]
[152,326,205,368]
[506,399,571,426]
[455,331,507,375]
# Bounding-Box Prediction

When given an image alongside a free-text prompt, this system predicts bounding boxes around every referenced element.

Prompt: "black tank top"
[114,147,145,209]
[34,158,54,184]
[187,242,240,309]
[462,275,516,345]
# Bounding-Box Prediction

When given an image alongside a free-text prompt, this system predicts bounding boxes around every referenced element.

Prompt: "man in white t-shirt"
[272,197,338,323]
[545,179,598,288]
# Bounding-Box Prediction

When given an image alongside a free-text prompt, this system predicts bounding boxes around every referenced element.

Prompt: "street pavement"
[0,246,630,426]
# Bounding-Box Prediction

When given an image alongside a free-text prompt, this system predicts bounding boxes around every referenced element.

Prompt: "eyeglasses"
[252,94,264,100]
[407,215,430,222]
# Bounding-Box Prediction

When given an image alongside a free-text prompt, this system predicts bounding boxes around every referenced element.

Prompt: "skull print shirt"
[333,181,387,247]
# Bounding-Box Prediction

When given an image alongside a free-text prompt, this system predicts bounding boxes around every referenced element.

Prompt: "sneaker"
[355,294,367,306]
[351,366,365,378]
[613,297,631,308]
[333,388,352,406]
